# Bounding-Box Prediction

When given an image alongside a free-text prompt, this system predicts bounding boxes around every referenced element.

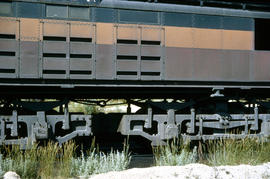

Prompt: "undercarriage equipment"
[118,106,270,145]
[0,108,92,149]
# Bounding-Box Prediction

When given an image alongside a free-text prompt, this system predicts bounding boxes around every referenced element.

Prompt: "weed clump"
[153,137,270,167]
[0,139,130,178]
[71,139,131,177]
[206,137,270,166]
[71,149,131,177]
[0,143,39,178]
[153,139,198,166]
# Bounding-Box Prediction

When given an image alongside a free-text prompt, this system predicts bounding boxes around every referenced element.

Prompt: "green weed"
[71,139,131,177]
[206,137,270,166]
[0,139,130,178]
[153,139,198,166]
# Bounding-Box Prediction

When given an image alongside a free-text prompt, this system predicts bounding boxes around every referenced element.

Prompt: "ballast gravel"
[89,162,270,179]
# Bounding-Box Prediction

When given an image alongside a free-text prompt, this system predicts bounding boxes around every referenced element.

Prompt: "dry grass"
[205,137,270,166]
[1,136,270,178]
[0,139,130,178]
[153,137,270,167]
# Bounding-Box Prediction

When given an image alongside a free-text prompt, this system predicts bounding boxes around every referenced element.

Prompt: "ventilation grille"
[117,39,137,44]
[70,37,92,43]
[0,69,15,73]
[117,55,137,60]
[0,33,17,76]
[43,36,66,41]
[117,39,161,46]
[116,37,162,79]
[70,70,92,75]
[141,40,160,45]
[0,34,15,39]
[42,35,93,78]
[0,51,15,56]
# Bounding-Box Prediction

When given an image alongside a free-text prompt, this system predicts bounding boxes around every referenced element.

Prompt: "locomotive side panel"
[116,25,139,80]
[0,18,19,78]
[96,23,115,79]
[164,13,254,81]
[252,51,270,81]
[19,18,39,78]
[69,22,94,79]
[0,1,270,85]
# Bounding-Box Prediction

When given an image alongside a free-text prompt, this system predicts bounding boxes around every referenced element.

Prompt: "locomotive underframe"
[1,86,270,148]
[118,108,270,145]
[0,110,92,148]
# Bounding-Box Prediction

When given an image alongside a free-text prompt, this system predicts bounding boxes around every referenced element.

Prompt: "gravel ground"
[90,162,270,179]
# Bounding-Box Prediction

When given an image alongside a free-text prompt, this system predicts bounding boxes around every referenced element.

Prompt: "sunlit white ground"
[89,163,270,179]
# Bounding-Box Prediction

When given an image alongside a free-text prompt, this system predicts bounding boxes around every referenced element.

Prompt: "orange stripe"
[0,17,253,50]
[165,26,253,50]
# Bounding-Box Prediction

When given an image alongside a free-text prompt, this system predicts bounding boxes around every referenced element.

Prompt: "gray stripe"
[10,0,270,19]
[95,7,116,23]
[163,12,192,27]
[16,2,42,18]
[0,1,258,31]
[223,16,253,31]
[100,0,270,19]
[118,9,159,25]
[194,14,222,29]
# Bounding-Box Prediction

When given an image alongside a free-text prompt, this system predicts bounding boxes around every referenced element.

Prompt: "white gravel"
[5,163,270,179]
[90,163,270,179]
[3,171,20,179]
